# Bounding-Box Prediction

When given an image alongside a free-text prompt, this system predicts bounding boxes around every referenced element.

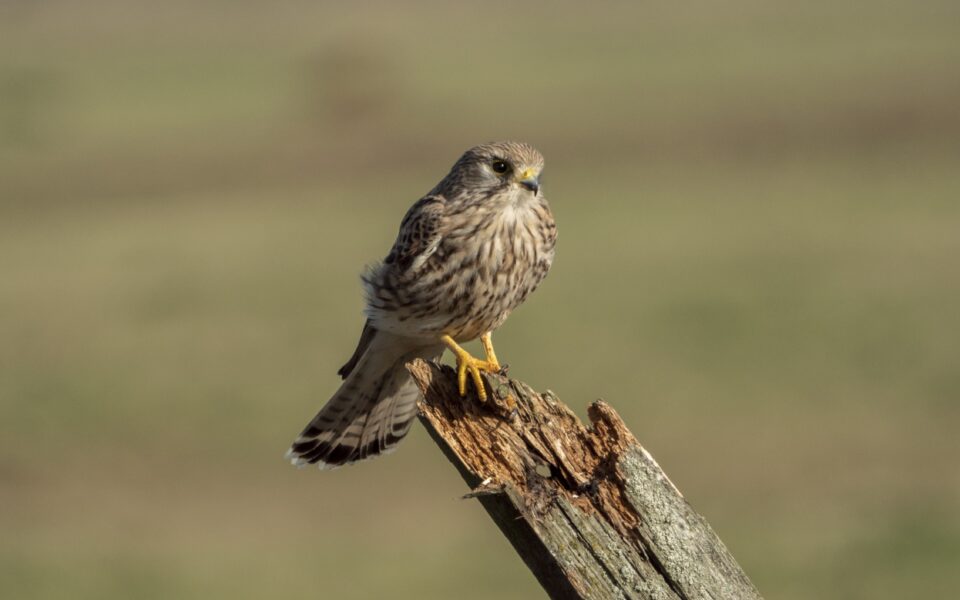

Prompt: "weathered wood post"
[407,359,763,600]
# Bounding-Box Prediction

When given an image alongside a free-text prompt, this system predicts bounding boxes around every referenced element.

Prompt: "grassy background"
[2,1,959,598]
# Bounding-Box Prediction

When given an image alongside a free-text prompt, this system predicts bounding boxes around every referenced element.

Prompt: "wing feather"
[383,195,445,273]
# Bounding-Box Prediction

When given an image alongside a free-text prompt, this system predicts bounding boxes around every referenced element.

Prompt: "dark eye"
[491,160,509,174]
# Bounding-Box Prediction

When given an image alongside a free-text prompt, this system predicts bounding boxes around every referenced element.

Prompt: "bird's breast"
[364,198,556,342]
[436,200,555,339]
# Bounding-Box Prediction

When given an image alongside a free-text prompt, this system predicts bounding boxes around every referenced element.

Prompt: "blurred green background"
[2,1,959,598]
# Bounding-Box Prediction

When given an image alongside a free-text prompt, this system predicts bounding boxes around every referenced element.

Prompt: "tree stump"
[407,359,763,600]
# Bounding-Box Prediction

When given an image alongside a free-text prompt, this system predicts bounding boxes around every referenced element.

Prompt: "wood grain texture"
[407,359,763,600]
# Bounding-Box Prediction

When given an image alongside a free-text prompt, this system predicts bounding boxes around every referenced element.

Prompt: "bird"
[286,141,557,469]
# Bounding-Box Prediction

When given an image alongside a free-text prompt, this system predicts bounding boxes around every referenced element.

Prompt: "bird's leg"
[441,334,500,402]
[479,332,501,372]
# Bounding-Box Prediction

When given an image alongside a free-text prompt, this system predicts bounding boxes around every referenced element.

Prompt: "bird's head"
[438,141,545,204]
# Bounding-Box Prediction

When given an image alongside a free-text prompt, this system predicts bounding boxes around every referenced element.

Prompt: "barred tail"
[285,331,442,469]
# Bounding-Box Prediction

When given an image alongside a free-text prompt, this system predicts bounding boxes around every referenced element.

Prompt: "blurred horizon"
[2,1,959,599]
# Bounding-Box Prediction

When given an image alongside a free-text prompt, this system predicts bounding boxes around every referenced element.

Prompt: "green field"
[2,2,959,598]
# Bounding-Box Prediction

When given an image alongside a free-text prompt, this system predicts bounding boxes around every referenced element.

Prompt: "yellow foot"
[441,333,503,402]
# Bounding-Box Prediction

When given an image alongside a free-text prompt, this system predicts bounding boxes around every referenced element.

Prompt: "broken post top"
[407,358,762,600]
[407,358,641,510]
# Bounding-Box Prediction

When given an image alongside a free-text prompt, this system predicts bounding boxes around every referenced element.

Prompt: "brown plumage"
[286,141,557,469]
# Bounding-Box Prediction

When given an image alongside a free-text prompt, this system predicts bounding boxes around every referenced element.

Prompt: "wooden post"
[406,359,763,600]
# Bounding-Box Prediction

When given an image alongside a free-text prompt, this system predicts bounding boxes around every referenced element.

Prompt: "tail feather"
[286,330,442,469]
[357,363,423,461]
[337,320,375,379]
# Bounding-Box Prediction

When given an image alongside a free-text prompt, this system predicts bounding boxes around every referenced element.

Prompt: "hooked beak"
[517,168,540,194]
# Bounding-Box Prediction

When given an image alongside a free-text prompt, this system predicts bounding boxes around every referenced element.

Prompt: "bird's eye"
[491,160,509,174]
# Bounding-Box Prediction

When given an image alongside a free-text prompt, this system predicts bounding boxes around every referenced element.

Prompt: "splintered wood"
[407,359,763,600]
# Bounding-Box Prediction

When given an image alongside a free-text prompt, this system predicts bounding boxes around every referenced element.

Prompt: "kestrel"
[286,141,557,469]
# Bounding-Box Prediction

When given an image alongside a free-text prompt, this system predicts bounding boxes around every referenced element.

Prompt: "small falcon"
[287,141,557,469]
